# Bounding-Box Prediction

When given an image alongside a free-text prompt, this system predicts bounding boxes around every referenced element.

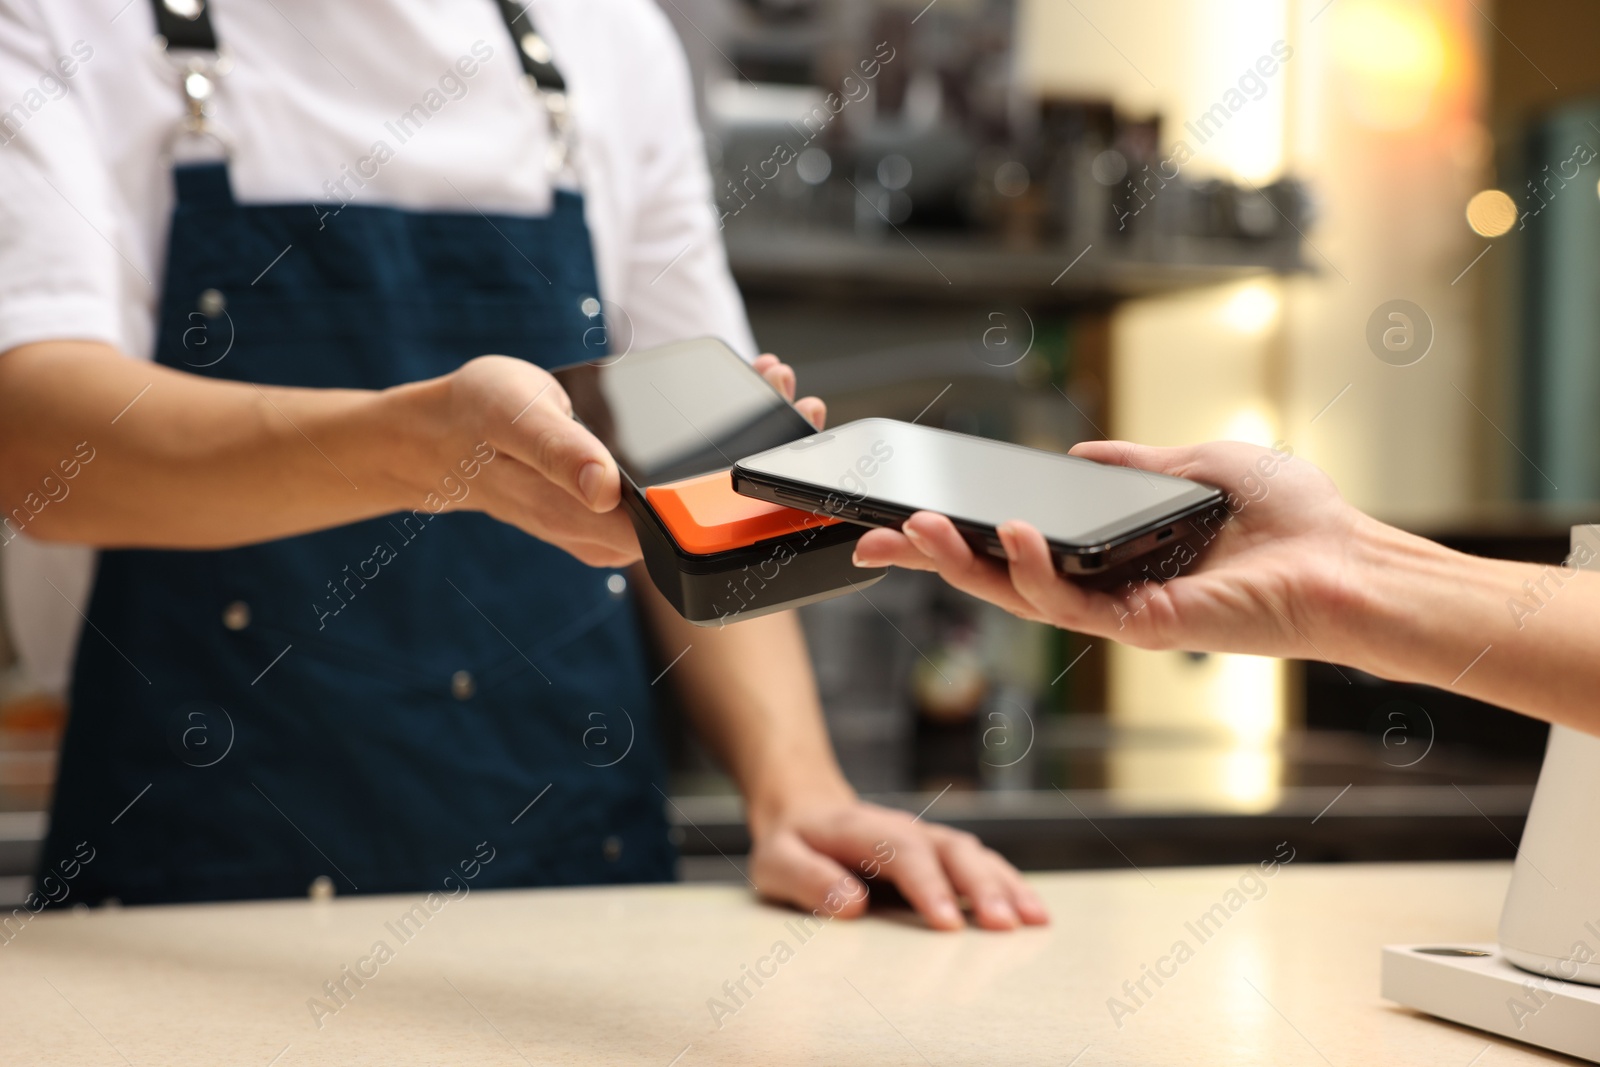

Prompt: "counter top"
[0,861,1570,1065]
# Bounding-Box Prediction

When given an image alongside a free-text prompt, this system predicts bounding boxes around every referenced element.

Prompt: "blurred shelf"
[0,780,1539,899]
[671,783,1533,877]
[0,810,44,886]
[1383,501,1600,547]
[726,226,1306,306]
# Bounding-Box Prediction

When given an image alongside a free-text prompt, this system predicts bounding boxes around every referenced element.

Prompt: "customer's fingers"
[852,528,940,571]
[750,829,868,920]
[999,521,1114,632]
[898,513,1047,621]
[1069,439,1196,475]
[1073,438,1280,498]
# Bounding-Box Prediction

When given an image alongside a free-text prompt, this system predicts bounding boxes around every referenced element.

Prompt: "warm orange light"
[1466,189,1517,237]
[1331,1,1450,130]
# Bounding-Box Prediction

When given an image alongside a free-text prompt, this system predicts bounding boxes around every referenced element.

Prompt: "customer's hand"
[434,353,823,568]
[748,794,1049,931]
[852,440,1369,663]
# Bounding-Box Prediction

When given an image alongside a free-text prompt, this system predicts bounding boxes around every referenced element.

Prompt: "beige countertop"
[0,861,1575,1065]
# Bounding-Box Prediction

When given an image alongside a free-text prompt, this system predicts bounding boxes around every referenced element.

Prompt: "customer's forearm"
[0,340,445,547]
[1333,516,1600,733]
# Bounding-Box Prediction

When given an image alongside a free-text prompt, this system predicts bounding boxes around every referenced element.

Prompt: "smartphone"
[551,338,885,624]
[731,417,1226,575]
[556,339,818,488]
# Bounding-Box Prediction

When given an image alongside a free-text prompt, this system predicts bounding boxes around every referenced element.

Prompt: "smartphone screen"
[735,418,1222,551]
[555,338,817,487]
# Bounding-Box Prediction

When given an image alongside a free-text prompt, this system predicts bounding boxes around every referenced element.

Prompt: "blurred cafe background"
[2,0,1596,897]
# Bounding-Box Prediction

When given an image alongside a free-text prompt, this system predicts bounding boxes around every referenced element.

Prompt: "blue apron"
[38,134,675,902]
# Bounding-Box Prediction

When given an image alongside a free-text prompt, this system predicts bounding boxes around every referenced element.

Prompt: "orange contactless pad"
[645,469,837,556]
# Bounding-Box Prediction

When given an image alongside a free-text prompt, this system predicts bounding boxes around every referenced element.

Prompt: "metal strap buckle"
[161,45,234,157]
[530,81,576,181]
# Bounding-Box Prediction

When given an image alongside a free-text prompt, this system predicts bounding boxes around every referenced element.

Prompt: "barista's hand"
[748,794,1049,931]
[430,354,823,569]
[436,355,641,567]
[851,440,1367,663]
[753,352,826,428]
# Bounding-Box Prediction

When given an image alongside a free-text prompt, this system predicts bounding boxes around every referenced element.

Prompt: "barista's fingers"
[749,829,868,920]
[898,513,1048,622]
[556,536,640,569]
[931,828,1027,930]
[501,400,621,512]
[794,396,827,430]
[1010,874,1051,926]
[753,354,820,425]
[487,462,640,565]
[928,824,1049,927]
[505,506,637,567]
[497,363,573,419]
[753,353,798,401]
[869,830,965,931]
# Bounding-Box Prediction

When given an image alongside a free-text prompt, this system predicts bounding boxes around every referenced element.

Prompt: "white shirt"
[0,0,756,694]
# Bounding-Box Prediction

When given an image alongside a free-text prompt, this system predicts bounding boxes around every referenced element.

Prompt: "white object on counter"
[1497,525,1600,987]
[1382,944,1600,1062]
[1380,524,1600,1064]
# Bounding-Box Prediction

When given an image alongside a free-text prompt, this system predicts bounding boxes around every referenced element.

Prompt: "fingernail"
[988,899,1019,927]
[578,461,605,505]
[902,525,929,552]
[852,550,882,568]
[933,900,963,928]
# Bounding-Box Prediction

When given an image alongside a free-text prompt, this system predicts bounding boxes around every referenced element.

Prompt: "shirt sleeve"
[0,0,128,355]
[607,3,758,361]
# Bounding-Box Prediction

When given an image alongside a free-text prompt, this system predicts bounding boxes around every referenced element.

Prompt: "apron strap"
[146,0,576,177]
[145,0,566,86]
[493,1,567,92]
[148,0,218,53]
[147,0,231,155]
[490,1,577,177]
